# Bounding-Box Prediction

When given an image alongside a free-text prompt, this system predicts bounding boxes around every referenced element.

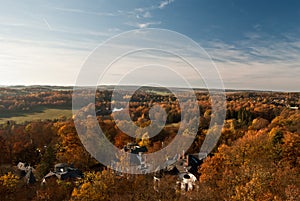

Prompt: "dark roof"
[54,163,69,169]
[44,171,56,179]
[130,146,148,154]
[43,164,83,182]
[60,169,83,180]
[188,155,203,175]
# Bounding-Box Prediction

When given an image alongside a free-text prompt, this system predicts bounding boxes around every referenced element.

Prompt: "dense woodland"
[0,86,299,200]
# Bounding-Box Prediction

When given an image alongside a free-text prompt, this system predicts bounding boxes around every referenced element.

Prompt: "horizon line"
[0,84,299,93]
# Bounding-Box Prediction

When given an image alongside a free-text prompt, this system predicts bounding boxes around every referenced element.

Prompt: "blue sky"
[0,0,300,91]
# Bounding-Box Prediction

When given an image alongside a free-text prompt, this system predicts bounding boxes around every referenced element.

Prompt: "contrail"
[43,17,52,31]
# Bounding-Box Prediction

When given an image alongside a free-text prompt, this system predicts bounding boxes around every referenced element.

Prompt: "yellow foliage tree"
[0,172,19,197]
[71,171,113,201]
[138,132,150,147]
[55,122,91,169]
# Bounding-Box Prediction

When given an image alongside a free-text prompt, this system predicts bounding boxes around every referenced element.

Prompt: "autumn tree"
[55,122,91,169]
[199,128,300,200]
[0,172,19,200]
[71,171,112,201]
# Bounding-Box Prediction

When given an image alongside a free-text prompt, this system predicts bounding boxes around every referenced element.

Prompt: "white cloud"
[126,21,161,29]
[206,35,300,65]
[159,0,175,9]
[205,41,249,63]
[143,11,152,18]
[54,7,120,17]
[138,22,161,28]
[135,8,145,12]
[203,36,300,91]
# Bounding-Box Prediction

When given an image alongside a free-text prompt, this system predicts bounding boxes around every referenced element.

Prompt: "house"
[110,142,149,174]
[289,106,299,110]
[42,163,83,184]
[16,162,36,184]
[123,143,148,166]
[177,172,197,192]
[153,151,208,192]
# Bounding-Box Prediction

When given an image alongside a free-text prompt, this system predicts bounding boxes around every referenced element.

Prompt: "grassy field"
[0,106,72,124]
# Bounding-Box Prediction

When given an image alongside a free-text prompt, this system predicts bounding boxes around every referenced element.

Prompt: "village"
[0,87,299,200]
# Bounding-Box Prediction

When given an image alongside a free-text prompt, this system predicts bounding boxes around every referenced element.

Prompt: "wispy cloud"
[205,33,300,65]
[244,32,261,40]
[42,17,52,31]
[0,37,87,85]
[123,0,176,28]
[159,0,175,9]
[202,33,300,91]
[205,41,249,63]
[126,21,162,29]
[0,22,29,28]
[52,0,176,31]
[142,11,152,18]
[54,7,84,13]
[53,5,157,30]
[54,7,121,17]
[138,21,161,28]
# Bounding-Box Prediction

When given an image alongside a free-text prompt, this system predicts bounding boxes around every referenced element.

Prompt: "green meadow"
[0,106,72,124]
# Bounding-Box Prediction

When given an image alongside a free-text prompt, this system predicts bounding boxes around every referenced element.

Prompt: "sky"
[0,0,300,91]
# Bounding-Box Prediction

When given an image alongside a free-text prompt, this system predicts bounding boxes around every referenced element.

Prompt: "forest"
[0,86,299,201]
